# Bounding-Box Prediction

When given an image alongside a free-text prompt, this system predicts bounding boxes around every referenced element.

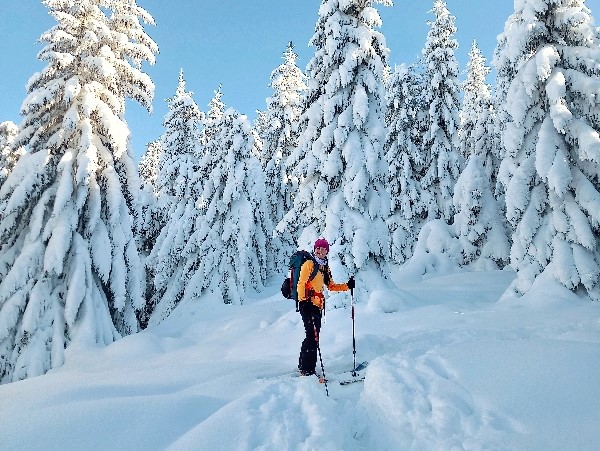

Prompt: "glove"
[347,277,355,290]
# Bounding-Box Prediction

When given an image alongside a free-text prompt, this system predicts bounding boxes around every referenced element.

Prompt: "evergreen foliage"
[144,71,203,325]
[453,154,510,270]
[0,122,23,187]
[185,107,272,306]
[262,42,307,266]
[139,140,162,190]
[420,0,463,223]
[278,0,392,273]
[137,140,163,260]
[202,85,225,145]
[264,43,306,223]
[155,70,203,207]
[496,0,600,300]
[384,64,426,264]
[459,41,500,183]
[0,0,157,383]
[492,12,521,203]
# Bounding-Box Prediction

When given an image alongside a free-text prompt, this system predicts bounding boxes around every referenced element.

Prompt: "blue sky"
[1,0,599,162]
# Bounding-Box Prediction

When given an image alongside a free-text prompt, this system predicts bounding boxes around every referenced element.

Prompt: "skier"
[297,238,355,376]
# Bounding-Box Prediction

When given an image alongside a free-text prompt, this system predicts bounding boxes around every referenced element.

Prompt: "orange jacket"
[297,259,348,310]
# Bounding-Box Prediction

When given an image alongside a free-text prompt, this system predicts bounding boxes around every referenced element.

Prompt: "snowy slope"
[1,269,600,450]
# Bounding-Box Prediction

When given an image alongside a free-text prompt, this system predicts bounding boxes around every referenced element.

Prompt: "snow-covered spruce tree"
[108,0,157,221]
[456,40,510,268]
[136,140,163,328]
[137,141,162,258]
[137,139,162,257]
[182,108,272,306]
[420,0,462,223]
[459,41,500,184]
[492,11,521,204]
[382,63,392,86]
[0,121,24,187]
[145,89,226,322]
[137,140,163,249]
[262,42,307,266]
[492,12,519,161]
[201,85,225,146]
[453,154,509,270]
[0,0,157,383]
[155,70,203,211]
[144,71,203,325]
[496,0,600,300]
[252,110,268,166]
[384,64,427,264]
[278,0,392,274]
[459,41,490,160]
[139,139,162,189]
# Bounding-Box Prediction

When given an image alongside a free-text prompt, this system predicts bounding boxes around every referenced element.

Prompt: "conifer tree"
[137,139,163,261]
[137,140,163,258]
[496,0,600,300]
[139,140,162,190]
[278,0,392,273]
[453,154,509,270]
[252,110,268,167]
[155,70,203,209]
[492,12,521,204]
[420,0,462,223]
[0,121,23,186]
[0,0,157,383]
[253,110,269,138]
[136,141,162,327]
[144,71,203,325]
[182,108,272,307]
[201,85,225,146]
[384,64,426,264]
[459,41,499,183]
[264,42,306,220]
[263,42,307,265]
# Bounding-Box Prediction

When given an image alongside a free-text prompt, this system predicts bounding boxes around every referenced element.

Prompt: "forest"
[1,0,600,385]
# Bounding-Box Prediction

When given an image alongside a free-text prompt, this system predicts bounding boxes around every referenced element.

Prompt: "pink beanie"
[314,238,330,251]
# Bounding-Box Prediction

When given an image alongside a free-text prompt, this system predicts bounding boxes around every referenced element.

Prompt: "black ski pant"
[298,301,322,374]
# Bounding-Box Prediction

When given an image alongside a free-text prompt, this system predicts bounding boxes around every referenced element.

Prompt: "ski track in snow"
[165,271,517,450]
[166,344,517,450]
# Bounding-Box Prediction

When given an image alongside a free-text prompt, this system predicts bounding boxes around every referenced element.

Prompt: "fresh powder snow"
[1,264,599,450]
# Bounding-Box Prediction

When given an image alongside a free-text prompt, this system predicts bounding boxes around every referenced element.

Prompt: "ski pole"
[312,317,329,397]
[351,285,357,377]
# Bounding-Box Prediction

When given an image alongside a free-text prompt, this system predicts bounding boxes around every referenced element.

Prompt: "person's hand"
[347,277,355,290]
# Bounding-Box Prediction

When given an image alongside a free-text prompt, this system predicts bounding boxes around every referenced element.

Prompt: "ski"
[339,376,365,385]
[333,360,369,386]
[352,360,369,372]
[259,361,368,387]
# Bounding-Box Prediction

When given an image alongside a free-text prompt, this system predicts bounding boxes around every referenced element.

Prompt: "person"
[297,238,355,376]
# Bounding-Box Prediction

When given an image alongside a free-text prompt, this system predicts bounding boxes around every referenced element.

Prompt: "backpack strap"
[304,259,322,300]
[292,257,319,311]
[308,258,330,285]
[308,259,320,282]
[301,258,330,308]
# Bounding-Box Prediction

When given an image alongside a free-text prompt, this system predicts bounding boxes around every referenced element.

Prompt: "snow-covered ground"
[1,268,600,450]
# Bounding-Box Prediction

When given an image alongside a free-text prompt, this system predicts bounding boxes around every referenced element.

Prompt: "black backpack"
[281,250,328,311]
